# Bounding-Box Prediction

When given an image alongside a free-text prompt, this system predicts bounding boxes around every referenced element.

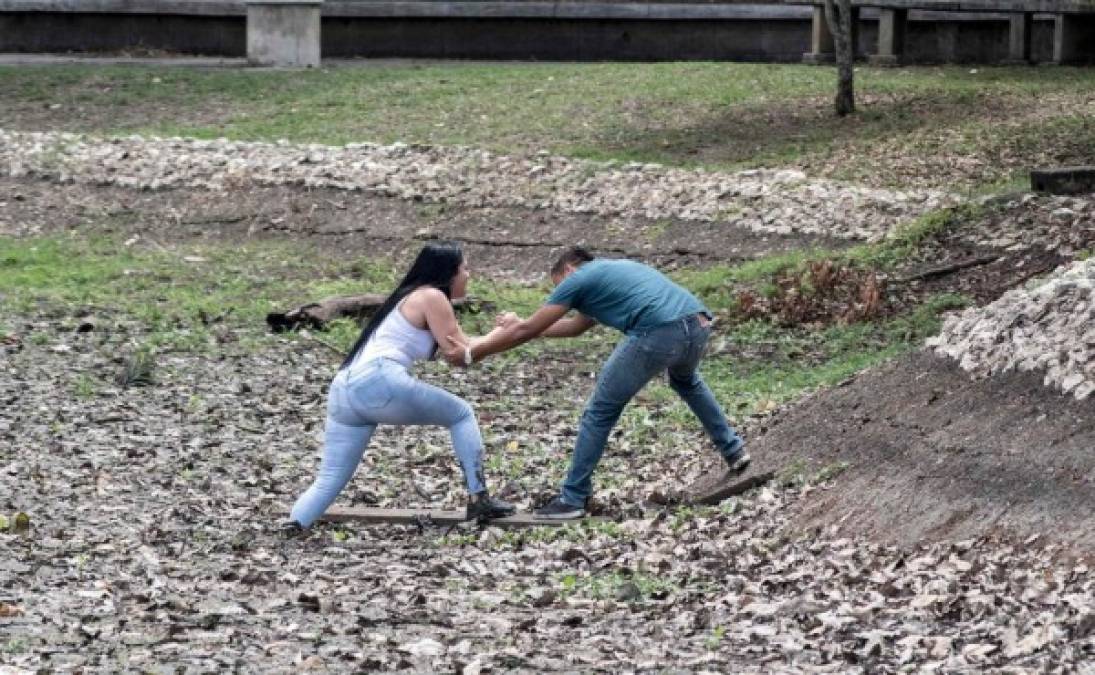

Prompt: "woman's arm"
[418,289,519,366]
[417,288,474,365]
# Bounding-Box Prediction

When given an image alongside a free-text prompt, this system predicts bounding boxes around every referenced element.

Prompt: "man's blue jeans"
[290,359,486,526]
[560,314,744,507]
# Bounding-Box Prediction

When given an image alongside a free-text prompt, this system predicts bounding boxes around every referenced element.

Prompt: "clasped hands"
[444,311,523,367]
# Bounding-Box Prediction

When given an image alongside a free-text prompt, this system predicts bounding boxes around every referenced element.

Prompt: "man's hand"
[495,312,521,329]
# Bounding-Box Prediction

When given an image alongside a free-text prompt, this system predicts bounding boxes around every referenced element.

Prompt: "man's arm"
[541,313,596,338]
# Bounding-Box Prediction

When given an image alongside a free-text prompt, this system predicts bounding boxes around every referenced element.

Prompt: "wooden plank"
[687,469,775,506]
[320,506,582,528]
[324,470,774,528]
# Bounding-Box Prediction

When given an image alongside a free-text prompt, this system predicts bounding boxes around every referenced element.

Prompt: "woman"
[286,242,514,529]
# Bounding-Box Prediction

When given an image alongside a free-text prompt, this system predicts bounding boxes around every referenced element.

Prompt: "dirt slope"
[727,350,1095,555]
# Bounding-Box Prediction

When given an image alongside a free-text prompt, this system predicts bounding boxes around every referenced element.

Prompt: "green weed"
[554,569,677,602]
[73,374,98,399]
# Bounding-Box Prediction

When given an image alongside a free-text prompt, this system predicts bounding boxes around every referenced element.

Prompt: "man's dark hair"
[551,246,595,277]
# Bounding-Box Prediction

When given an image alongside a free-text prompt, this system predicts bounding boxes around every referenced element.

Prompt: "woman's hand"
[444,333,471,368]
[444,325,510,368]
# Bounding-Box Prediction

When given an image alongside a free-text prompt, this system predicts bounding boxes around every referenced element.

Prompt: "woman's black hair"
[340,242,464,370]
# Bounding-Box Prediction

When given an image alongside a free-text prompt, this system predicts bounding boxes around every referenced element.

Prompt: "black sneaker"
[725,451,752,473]
[533,496,586,520]
[466,492,516,522]
[277,520,307,537]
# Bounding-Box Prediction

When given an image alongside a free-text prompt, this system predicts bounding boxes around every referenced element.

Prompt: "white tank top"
[352,302,436,371]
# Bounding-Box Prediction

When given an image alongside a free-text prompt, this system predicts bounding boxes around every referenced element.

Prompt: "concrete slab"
[0,0,1082,63]
[0,0,245,15]
[0,53,625,68]
[2,0,1093,16]
[1031,166,1095,195]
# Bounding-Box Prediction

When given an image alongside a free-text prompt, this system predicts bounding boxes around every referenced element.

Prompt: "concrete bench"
[803,0,1095,65]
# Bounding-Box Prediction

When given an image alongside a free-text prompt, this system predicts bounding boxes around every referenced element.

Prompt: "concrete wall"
[0,13,245,55]
[0,7,1068,63]
[321,17,811,61]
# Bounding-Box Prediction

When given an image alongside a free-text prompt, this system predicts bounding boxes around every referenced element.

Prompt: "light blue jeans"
[560,314,745,507]
[289,358,486,526]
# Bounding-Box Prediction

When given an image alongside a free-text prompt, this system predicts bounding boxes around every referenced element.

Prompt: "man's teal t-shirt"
[545,259,707,334]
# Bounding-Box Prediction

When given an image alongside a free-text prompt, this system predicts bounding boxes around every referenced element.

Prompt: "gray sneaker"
[725,451,751,473]
[533,496,586,520]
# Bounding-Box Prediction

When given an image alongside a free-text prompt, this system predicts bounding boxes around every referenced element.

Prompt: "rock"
[615,581,642,603]
[528,587,556,608]
[958,193,1094,255]
[1050,207,1075,221]
[400,638,445,657]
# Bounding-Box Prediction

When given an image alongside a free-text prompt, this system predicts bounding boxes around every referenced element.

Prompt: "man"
[451,247,749,519]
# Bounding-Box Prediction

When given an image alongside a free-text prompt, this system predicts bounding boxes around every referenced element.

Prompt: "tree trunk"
[266,294,494,333]
[823,0,856,116]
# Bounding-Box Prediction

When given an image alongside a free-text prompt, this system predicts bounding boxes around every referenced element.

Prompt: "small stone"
[615,581,642,603]
[1050,207,1076,221]
[1061,373,1085,392]
[1074,382,1095,400]
[528,588,556,608]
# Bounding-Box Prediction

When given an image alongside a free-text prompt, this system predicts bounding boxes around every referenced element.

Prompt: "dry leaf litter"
[2,319,1092,672]
[0,129,956,242]
[928,257,1095,401]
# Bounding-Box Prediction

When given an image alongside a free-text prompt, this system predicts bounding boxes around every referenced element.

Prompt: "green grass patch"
[852,203,990,268]
[0,235,392,352]
[0,233,604,368]
[694,293,967,415]
[4,64,1094,188]
[677,247,844,311]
